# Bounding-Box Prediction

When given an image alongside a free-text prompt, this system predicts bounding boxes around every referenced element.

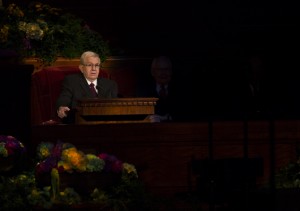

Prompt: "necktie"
[89,83,98,97]
[159,85,167,98]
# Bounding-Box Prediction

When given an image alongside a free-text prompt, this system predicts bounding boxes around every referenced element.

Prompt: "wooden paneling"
[31,120,300,196]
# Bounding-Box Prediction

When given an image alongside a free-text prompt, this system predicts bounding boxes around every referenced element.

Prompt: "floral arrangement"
[0,135,28,182]
[0,135,26,158]
[0,172,36,210]
[0,2,111,65]
[35,141,137,176]
[0,140,159,209]
[28,140,150,209]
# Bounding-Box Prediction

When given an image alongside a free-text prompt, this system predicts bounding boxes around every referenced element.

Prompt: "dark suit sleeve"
[55,75,74,110]
[57,73,94,109]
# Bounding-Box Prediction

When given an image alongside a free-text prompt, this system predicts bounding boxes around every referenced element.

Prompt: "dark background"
[2,0,300,120]
[3,0,299,57]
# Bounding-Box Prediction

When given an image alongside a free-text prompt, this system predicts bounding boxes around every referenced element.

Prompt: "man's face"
[152,67,172,85]
[79,56,100,81]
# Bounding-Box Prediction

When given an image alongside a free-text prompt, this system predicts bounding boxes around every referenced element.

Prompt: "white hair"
[80,51,100,64]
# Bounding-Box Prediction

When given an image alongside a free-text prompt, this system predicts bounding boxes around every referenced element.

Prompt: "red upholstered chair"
[31,66,109,125]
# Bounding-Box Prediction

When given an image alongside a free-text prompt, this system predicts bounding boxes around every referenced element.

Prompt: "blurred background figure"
[229,51,274,119]
[137,55,175,122]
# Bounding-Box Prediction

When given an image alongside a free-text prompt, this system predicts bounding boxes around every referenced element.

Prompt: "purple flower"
[36,156,63,175]
[51,141,64,159]
[98,153,123,173]
[0,135,26,156]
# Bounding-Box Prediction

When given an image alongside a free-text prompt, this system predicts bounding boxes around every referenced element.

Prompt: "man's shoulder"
[64,72,84,82]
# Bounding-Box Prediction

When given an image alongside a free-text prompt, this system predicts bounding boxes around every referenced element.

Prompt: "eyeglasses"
[82,64,101,69]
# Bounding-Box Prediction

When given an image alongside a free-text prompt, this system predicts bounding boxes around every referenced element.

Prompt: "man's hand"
[147,114,172,122]
[57,106,70,118]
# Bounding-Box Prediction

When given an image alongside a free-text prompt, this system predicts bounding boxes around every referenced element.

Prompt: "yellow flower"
[57,160,72,172]
[123,162,138,177]
[60,147,87,172]
[0,25,9,42]
[7,4,24,17]
[25,23,44,40]
[0,142,8,157]
[39,146,51,159]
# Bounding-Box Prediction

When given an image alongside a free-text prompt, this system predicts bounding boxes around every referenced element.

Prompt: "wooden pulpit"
[75,98,158,124]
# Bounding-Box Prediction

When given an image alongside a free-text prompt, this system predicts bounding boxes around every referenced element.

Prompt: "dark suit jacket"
[136,77,201,121]
[137,80,177,119]
[56,72,118,123]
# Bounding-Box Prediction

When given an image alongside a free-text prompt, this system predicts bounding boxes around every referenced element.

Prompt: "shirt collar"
[86,79,97,87]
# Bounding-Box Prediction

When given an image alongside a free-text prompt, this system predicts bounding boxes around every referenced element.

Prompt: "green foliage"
[0,167,155,210]
[275,161,300,189]
[0,2,111,65]
[0,172,35,210]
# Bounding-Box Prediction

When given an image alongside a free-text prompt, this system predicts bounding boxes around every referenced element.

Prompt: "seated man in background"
[137,55,176,122]
[56,51,118,124]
